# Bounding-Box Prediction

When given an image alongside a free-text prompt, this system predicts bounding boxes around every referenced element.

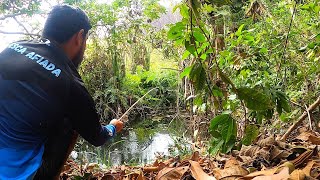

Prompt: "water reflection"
[109,132,175,166]
[73,118,191,166]
[74,125,180,166]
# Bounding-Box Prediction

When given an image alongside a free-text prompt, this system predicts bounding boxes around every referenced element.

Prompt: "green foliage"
[123,64,178,109]
[242,124,259,145]
[142,0,166,20]
[167,22,186,41]
[237,87,273,111]
[189,63,206,91]
[209,113,237,155]
[0,0,41,15]
[167,0,316,155]
[2,0,319,158]
[76,0,177,120]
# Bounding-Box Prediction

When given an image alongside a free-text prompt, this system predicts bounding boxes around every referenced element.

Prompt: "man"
[0,5,124,179]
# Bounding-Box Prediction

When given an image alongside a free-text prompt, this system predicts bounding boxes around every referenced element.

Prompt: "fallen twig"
[305,104,312,131]
[280,97,320,141]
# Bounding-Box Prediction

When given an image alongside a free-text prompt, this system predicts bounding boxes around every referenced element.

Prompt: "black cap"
[42,4,92,43]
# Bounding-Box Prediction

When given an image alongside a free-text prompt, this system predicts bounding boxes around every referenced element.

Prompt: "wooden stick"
[119,87,157,122]
[143,166,159,172]
[280,97,320,141]
[305,104,312,131]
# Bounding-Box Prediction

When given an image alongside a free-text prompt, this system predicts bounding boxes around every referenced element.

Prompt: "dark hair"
[42,4,92,44]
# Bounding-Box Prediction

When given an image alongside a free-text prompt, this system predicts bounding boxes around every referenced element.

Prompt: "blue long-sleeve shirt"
[0,39,115,179]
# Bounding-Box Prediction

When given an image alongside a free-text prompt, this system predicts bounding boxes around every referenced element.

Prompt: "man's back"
[0,39,73,179]
[0,5,124,179]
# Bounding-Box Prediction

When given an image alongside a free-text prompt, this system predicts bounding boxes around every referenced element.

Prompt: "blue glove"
[103,124,116,138]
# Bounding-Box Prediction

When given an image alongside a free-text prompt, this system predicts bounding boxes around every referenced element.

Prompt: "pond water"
[72,119,190,167]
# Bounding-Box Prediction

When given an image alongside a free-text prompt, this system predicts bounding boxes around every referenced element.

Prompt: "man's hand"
[109,119,124,133]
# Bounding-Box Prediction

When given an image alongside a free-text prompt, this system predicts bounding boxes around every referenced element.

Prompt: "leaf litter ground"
[60,130,320,180]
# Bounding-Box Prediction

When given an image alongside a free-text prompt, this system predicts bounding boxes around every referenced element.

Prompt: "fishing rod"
[119,87,158,123]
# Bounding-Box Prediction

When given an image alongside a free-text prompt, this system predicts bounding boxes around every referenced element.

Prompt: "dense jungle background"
[1,0,320,179]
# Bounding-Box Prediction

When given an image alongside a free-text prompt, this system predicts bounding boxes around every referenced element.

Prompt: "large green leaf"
[189,63,206,91]
[242,124,259,145]
[185,40,196,55]
[237,87,273,111]
[222,136,236,153]
[212,85,223,97]
[220,117,236,143]
[235,24,245,36]
[193,31,206,43]
[191,0,201,18]
[218,69,233,87]
[209,114,231,131]
[209,138,224,155]
[167,22,186,40]
[182,50,191,59]
[210,113,236,143]
[228,119,237,142]
[276,98,283,115]
[179,4,189,19]
[180,66,193,79]
[209,108,237,154]
[221,123,230,141]
[276,91,291,113]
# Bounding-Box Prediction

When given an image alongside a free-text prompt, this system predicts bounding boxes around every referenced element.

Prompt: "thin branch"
[160,68,181,71]
[0,29,41,37]
[0,13,24,20]
[12,17,35,38]
[305,104,312,131]
[280,97,320,141]
[188,0,216,102]
[280,1,297,88]
[290,100,304,109]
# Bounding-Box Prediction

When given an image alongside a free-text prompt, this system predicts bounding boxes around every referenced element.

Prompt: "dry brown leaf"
[137,169,146,180]
[153,159,160,167]
[296,132,311,141]
[252,167,290,180]
[296,132,320,145]
[212,158,248,179]
[62,164,71,172]
[302,161,315,176]
[189,160,216,180]
[276,141,288,149]
[297,127,308,134]
[215,167,248,179]
[256,146,271,160]
[240,145,261,157]
[162,157,175,166]
[225,157,240,168]
[102,174,118,180]
[143,166,159,172]
[191,151,200,161]
[155,166,189,180]
[125,170,146,180]
[278,151,292,160]
[85,163,99,171]
[271,146,284,160]
[308,135,320,145]
[244,167,279,178]
[257,135,275,147]
[289,170,305,180]
[238,156,253,165]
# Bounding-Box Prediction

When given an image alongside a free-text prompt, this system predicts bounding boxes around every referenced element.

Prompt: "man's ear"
[75,29,85,46]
